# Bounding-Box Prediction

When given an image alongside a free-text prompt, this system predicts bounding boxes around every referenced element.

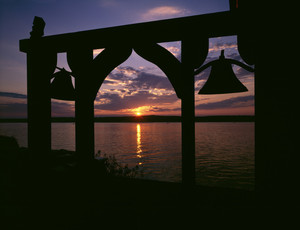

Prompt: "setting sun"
[136,112,142,116]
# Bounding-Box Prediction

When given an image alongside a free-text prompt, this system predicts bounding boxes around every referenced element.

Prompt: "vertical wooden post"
[181,38,196,188]
[75,86,95,164]
[71,49,95,164]
[27,41,56,163]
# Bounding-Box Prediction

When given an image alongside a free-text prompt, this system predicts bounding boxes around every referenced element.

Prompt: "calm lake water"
[0,122,254,190]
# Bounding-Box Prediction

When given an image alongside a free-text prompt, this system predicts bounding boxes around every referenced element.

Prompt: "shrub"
[95,150,143,178]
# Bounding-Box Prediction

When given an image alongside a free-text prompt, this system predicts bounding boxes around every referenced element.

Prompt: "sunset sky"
[0,0,254,118]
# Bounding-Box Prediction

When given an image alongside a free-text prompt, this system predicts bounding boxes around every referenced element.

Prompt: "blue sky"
[0,0,254,118]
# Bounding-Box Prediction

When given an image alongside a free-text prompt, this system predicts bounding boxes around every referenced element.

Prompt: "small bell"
[50,68,75,101]
[196,50,251,95]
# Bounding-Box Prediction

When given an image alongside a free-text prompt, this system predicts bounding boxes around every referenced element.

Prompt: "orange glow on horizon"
[136,112,142,116]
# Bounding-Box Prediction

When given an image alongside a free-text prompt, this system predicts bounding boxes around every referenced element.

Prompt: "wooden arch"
[20,7,254,187]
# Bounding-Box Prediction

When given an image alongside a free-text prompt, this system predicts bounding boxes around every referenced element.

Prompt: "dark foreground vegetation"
[0,135,288,229]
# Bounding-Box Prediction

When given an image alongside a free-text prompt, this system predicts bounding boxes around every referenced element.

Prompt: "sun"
[136,112,142,116]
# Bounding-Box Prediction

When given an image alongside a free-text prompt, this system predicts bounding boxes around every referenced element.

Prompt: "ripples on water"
[0,122,254,190]
[196,123,254,190]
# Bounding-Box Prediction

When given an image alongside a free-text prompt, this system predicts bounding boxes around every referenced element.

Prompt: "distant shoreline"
[0,115,254,123]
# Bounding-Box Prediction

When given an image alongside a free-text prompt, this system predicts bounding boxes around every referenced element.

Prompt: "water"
[0,122,254,190]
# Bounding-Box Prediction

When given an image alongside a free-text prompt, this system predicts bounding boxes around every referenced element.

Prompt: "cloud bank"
[195,95,254,110]
[0,92,27,99]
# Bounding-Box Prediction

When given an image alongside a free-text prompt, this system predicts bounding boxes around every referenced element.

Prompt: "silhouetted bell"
[194,50,254,94]
[50,68,75,101]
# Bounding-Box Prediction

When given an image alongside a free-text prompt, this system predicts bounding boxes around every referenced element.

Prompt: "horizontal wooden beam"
[20,11,242,53]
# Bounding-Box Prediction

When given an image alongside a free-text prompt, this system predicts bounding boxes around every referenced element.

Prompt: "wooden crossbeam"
[20,11,239,53]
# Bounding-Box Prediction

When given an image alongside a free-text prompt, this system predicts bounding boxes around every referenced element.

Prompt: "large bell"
[50,69,75,101]
[198,51,248,94]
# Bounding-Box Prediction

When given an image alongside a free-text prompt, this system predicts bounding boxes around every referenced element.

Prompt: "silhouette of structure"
[20,2,255,189]
[195,50,254,94]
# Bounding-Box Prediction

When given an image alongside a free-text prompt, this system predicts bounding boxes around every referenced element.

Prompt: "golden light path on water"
[136,124,143,165]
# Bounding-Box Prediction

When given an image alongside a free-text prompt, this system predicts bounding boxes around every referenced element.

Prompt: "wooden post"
[181,38,196,188]
[67,49,95,165]
[27,40,56,163]
[75,83,95,164]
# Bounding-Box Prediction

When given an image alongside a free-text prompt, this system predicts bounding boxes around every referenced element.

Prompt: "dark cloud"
[0,92,28,117]
[0,103,27,118]
[226,52,241,60]
[235,66,255,79]
[0,92,27,99]
[51,101,75,117]
[128,72,175,91]
[108,66,139,82]
[104,66,177,92]
[148,106,181,113]
[195,95,254,110]
[95,90,178,111]
[195,67,210,81]
[209,41,237,52]
[0,100,74,118]
[102,79,118,85]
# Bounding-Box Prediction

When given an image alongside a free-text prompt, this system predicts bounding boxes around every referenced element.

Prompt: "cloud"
[114,66,139,78]
[95,89,178,111]
[163,45,181,60]
[235,66,254,80]
[0,91,75,118]
[93,49,104,56]
[0,92,27,99]
[165,46,180,56]
[0,92,27,118]
[51,101,75,117]
[147,106,180,113]
[102,66,177,96]
[107,66,139,83]
[0,103,27,118]
[142,6,190,20]
[209,41,237,52]
[195,95,254,110]
[128,71,175,91]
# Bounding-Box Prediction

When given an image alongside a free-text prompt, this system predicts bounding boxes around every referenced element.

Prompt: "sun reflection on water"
[136,124,143,165]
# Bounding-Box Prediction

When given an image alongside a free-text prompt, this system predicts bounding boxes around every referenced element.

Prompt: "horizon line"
[0,115,255,123]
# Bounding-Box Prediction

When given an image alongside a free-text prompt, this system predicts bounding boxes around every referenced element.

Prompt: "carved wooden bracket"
[67,46,132,101]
